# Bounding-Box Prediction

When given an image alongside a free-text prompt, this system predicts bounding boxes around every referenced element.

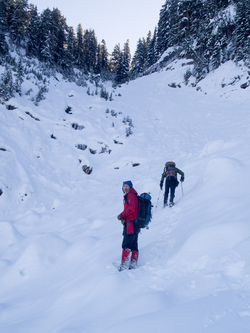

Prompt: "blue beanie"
[122,180,133,191]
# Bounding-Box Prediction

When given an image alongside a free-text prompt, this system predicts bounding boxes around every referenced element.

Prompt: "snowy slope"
[0,60,250,333]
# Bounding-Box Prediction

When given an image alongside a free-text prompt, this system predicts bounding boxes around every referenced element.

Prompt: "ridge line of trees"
[0,0,249,97]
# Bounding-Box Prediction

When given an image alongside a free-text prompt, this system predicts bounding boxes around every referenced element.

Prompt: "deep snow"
[0,60,250,333]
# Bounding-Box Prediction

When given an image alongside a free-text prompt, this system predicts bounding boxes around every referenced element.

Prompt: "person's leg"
[130,224,139,269]
[164,180,170,206]
[169,180,176,205]
[120,225,135,270]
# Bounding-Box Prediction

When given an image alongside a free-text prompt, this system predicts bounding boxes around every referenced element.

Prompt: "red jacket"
[120,188,138,222]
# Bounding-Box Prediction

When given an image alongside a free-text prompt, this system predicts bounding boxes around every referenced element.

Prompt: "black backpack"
[135,193,152,229]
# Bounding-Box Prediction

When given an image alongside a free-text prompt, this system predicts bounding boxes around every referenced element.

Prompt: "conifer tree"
[26,4,40,58]
[100,39,109,71]
[130,38,147,78]
[123,39,131,71]
[3,0,14,29]
[211,38,221,70]
[146,30,152,48]
[63,26,76,73]
[114,53,126,85]
[96,39,109,74]
[39,8,53,62]
[156,1,171,55]
[40,31,55,65]
[113,40,131,85]
[110,43,121,73]
[96,44,101,74]
[188,0,206,36]
[0,31,8,57]
[233,0,250,63]
[9,0,29,47]
[75,24,84,69]
[145,28,158,68]
[14,58,24,94]
[83,29,98,72]
[0,0,8,33]
[168,0,180,47]
[51,8,67,65]
[0,0,9,56]
[0,67,14,101]
[221,35,229,64]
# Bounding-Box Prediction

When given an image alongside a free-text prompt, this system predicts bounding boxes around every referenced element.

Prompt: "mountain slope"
[0,61,250,333]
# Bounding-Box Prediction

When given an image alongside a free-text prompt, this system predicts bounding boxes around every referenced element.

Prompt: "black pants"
[122,221,140,251]
[164,178,176,204]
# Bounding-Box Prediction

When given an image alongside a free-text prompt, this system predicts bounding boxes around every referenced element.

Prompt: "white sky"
[30,0,165,56]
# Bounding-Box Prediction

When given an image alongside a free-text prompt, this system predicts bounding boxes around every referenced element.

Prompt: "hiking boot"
[118,249,130,271]
[129,251,139,269]
[129,261,137,269]
[118,263,127,271]
[169,201,174,207]
[164,202,168,208]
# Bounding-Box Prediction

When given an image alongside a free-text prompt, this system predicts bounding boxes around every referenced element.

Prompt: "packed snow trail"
[0,61,250,332]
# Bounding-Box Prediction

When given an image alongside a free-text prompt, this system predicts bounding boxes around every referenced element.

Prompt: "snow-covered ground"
[0,60,250,333]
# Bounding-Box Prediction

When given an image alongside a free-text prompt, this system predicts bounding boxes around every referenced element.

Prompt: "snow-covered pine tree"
[114,40,130,85]
[0,3,9,57]
[145,28,158,69]
[9,0,28,48]
[110,43,121,73]
[14,58,24,94]
[96,39,109,75]
[233,0,250,64]
[0,67,14,101]
[130,38,148,78]
[50,8,67,66]
[62,26,76,77]
[82,29,98,72]
[100,39,109,71]
[25,4,40,58]
[167,0,180,47]
[0,0,8,36]
[39,8,54,63]
[156,1,171,56]
[40,31,55,66]
[211,38,222,70]
[75,24,84,70]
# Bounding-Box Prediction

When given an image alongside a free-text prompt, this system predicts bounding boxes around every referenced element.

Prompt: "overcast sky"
[30,0,165,56]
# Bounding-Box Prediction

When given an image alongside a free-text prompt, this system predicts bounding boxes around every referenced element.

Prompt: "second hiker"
[117,180,139,271]
[160,161,184,207]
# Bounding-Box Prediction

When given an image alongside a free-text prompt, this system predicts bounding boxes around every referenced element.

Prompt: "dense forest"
[0,0,249,101]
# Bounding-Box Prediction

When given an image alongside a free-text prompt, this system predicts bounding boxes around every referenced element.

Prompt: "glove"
[180,177,184,182]
[118,215,125,225]
[160,181,163,190]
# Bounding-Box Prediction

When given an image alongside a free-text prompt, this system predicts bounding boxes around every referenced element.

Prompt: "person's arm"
[176,168,184,181]
[160,170,165,189]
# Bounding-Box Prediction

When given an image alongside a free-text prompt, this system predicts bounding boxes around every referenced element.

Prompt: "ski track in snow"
[0,60,250,332]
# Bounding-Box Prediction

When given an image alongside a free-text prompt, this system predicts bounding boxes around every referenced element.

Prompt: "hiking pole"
[155,189,161,213]
[181,182,184,197]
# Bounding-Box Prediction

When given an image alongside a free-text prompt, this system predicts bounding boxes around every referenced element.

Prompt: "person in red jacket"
[117,180,139,271]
